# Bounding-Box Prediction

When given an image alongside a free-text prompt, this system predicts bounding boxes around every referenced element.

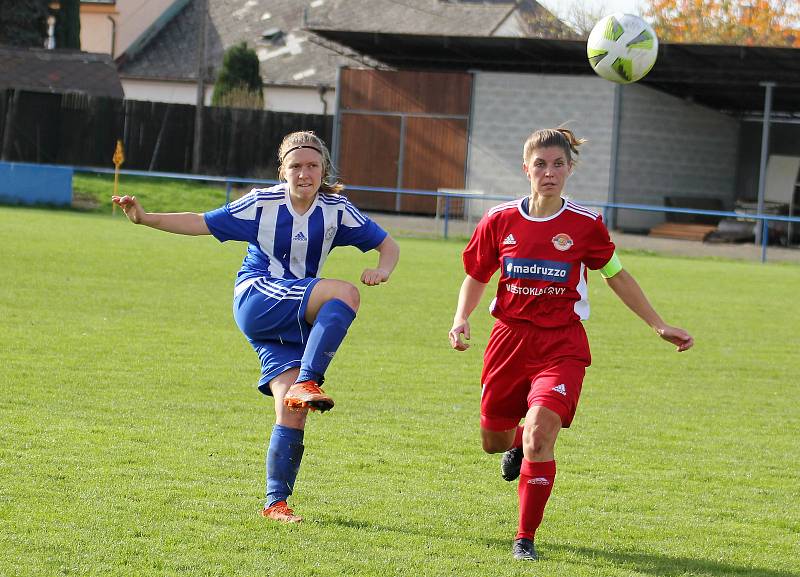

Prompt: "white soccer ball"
[587,13,659,84]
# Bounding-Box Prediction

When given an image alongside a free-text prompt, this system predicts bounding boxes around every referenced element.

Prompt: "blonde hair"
[278,131,344,194]
[523,128,586,165]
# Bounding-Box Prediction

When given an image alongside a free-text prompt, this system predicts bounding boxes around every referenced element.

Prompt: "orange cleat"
[283,381,335,412]
[260,501,303,523]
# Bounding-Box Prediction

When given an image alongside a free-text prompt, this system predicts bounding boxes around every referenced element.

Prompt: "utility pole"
[192,0,208,173]
[755,81,775,255]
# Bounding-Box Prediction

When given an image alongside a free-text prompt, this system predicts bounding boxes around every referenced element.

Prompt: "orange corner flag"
[112,140,125,214]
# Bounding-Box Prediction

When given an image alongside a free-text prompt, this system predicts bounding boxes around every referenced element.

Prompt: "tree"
[211,42,264,109]
[0,0,49,47]
[54,0,81,50]
[644,0,800,47]
[516,0,581,40]
[564,2,614,38]
[536,0,617,38]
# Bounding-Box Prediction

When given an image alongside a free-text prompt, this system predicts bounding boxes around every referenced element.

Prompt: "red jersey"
[463,198,615,328]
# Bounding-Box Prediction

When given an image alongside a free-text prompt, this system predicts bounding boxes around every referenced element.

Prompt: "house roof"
[306,29,800,116]
[305,0,574,39]
[116,0,570,87]
[0,46,124,98]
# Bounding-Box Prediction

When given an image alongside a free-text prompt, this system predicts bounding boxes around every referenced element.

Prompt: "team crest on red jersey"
[551,233,574,251]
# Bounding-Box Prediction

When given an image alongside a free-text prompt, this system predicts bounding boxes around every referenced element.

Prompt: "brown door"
[400,116,468,214]
[336,69,472,215]
[338,113,400,211]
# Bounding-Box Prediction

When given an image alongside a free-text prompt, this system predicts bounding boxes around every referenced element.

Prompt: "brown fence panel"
[0,89,332,178]
[130,100,194,172]
[1,91,62,163]
[338,112,400,211]
[400,117,468,215]
[57,94,125,168]
[336,69,472,216]
[340,68,471,115]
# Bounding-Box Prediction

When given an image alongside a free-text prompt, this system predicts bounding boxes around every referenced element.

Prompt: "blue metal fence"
[74,166,800,263]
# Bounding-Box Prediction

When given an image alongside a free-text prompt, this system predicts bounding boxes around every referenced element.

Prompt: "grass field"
[1,200,798,577]
[72,172,248,214]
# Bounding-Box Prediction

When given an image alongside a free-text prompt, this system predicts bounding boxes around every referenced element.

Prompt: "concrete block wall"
[466,72,616,215]
[615,83,740,230]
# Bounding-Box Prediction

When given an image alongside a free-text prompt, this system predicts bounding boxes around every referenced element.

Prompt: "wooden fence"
[0,89,332,177]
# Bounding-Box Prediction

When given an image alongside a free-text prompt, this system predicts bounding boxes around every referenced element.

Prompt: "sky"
[540,0,647,20]
[589,0,645,16]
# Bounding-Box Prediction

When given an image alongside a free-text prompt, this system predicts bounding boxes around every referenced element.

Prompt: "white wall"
[122,78,212,105]
[263,85,336,115]
[121,79,335,115]
[614,83,740,230]
[114,0,176,57]
[79,0,175,57]
[467,71,616,215]
[467,71,741,231]
[80,13,115,54]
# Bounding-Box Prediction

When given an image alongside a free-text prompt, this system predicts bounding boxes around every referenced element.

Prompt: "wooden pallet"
[648,223,718,241]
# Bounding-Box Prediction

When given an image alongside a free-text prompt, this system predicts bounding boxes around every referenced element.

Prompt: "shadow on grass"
[494,538,799,577]
[322,517,796,577]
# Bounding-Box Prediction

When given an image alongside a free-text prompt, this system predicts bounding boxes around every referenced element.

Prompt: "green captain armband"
[600,252,623,279]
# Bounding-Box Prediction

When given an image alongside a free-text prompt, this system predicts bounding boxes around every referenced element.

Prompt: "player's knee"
[481,438,498,453]
[336,281,360,312]
[523,429,557,459]
[481,436,509,454]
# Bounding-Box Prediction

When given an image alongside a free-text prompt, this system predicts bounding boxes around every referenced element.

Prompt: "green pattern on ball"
[612,57,633,82]
[587,47,608,67]
[587,13,659,83]
[627,30,654,50]
[604,17,624,41]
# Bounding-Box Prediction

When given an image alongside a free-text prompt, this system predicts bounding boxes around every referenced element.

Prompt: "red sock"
[513,425,523,449]
[516,459,556,540]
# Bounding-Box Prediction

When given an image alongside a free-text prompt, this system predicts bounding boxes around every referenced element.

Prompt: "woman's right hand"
[111,195,145,224]
[449,319,471,351]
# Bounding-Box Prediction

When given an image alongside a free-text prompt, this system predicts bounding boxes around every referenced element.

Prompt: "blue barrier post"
[761,219,769,263]
[444,194,450,239]
[0,162,73,206]
[226,181,233,203]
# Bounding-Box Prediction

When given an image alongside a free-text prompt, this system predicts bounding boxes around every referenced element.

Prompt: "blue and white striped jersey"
[204,183,387,285]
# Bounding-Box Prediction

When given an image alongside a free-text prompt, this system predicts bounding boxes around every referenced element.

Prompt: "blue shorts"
[232,276,322,395]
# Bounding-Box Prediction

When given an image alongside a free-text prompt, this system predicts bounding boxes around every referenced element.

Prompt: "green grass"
[1,204,798,577]
[72,172,235,213]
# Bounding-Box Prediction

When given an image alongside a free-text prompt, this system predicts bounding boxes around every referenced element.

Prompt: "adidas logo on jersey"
[502,234,517,245]
[293,231,308,242]
[552,383,567,396]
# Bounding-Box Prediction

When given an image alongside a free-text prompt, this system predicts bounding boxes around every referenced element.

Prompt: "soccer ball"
[586,13,658,84]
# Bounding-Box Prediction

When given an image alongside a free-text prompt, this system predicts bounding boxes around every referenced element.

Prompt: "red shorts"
[480,318,591,431]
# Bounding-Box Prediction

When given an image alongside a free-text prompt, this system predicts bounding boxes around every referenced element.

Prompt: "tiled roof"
[306,0,517,36]
[0,46,124,98]
[117,0,571,87]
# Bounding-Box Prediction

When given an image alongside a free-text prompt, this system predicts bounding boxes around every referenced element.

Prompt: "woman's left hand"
[657,326,694,352]
[361,268,390,286]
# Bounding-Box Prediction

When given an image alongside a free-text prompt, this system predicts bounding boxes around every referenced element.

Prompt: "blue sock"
[265,424,305,507]
[297,298,356,384]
